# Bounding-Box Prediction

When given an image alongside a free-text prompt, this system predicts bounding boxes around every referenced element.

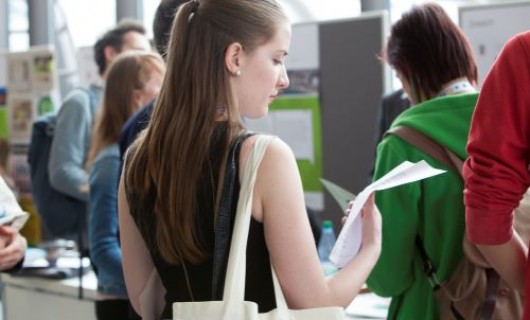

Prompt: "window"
[8,0,29,51]
[57,0,116,49]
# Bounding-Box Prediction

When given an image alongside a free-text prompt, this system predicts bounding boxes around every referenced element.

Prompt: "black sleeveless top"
[125,125,275,319]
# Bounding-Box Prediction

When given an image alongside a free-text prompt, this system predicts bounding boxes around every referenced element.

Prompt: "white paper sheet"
[329,160,445,268]
[0,176,29,230]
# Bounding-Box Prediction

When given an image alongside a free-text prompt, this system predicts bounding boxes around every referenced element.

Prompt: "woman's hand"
[0,226,27,270]
[342,201,353,226]
[359,193,382,254]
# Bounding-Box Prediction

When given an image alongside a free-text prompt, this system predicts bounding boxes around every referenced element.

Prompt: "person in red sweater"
[463,31,530,317]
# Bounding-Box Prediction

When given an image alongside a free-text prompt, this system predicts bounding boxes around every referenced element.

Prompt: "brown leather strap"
[386,126,463,173]
[478,268,500,320]
[448,269,499,320]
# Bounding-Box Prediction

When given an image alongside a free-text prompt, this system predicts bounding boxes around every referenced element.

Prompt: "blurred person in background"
[86,50,165,320]
[463,31,530,319]
[366,3,484,319]
[46,20,149,238]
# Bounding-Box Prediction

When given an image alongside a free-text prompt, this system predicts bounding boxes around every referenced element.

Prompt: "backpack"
[387,125,524,320]
[28,88,97,239]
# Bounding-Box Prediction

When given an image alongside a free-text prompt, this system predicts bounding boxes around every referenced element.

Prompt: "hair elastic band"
[188,0,199,23]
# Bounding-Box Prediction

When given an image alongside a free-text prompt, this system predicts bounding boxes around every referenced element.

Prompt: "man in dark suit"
[374,88,410,145]
[370,88,410,179]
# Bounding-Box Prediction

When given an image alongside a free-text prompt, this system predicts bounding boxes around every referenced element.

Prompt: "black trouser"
[95,300,140,320]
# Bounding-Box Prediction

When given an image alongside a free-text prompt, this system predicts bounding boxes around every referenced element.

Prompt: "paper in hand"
[0,177,29,230]
[329,160,446,268]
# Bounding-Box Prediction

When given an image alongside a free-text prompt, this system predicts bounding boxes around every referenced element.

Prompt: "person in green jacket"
[366,3,479,319]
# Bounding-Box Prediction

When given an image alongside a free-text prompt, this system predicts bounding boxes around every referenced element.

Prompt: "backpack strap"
[386,125,500,320]
[386,126,462,173]
[414,235,441,290]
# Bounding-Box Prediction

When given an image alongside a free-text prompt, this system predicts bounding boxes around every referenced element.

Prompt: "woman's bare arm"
[477,231,527,293]
[247,137,381,309]
[118,174,158,314]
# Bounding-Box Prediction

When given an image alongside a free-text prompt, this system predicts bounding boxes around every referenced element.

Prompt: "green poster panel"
[269,96,322,192]
[0,108,7,139]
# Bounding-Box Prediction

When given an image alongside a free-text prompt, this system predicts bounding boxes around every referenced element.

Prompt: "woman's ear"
[132,89,144,108]
[225,42,244,76]
[104,46,119,65]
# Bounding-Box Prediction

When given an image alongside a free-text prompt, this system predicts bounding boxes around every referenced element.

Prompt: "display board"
[7,46,59,145]
[319,12,389,225]
[459,1,530,86]
[5,46,60,197]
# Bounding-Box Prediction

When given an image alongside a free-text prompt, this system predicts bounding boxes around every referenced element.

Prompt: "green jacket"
[366,93,478,320]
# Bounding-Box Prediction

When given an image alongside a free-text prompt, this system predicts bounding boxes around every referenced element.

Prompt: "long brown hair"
[384,2,477,103]
[87,51,165,168]
[125,0,288,264]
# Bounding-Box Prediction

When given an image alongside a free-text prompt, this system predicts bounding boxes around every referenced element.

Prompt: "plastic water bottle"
[318,220,338,275]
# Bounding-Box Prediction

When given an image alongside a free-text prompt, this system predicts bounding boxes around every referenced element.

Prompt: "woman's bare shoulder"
[239,134,295,172]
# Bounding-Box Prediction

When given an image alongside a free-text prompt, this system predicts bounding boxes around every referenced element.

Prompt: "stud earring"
[234,70,241,76]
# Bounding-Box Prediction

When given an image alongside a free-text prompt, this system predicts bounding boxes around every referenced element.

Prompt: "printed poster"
[32,53,55,92]
[7,93,34,144]
[8,57,31,93]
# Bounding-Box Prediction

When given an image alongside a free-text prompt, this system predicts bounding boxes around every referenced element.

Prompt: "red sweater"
[464,31,530,317]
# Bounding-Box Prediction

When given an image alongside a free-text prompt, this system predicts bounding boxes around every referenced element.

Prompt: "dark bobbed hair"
[384,2,478,103]
[93,19,146,75]
[153,0,190,57]
[126,0,288,265]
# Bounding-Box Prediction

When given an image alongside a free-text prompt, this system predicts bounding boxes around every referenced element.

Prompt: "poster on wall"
[7,93,35,145]
[32,53,55,92]
[6,46,58,146]
[4,46,58,203]
[32,92,58,116]
[7,56,32,93]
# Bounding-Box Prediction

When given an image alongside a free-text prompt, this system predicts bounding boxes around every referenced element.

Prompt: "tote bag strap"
[222,134,293,314]
[222,135,272,300]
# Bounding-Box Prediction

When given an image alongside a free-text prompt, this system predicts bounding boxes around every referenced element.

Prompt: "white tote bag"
[173,135,345,320]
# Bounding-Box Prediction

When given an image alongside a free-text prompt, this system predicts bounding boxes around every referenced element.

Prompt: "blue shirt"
[119,100,154,159]
[88,144,127,297]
